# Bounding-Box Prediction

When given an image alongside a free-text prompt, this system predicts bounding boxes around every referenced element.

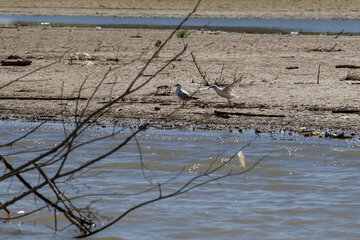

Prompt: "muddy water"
[0,121,359,239]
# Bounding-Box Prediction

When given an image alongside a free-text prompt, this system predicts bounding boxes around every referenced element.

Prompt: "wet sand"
[0,0,359,132]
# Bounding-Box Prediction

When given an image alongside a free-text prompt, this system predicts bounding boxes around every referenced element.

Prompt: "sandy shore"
[0,0,359,132]
[1,0,360,19]
[1,26,359,132]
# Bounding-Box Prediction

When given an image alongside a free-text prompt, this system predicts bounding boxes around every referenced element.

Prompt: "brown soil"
[0,1,359,132]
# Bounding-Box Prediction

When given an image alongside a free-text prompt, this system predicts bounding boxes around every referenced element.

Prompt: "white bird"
[174,84,198,107]
[209,77,243,107]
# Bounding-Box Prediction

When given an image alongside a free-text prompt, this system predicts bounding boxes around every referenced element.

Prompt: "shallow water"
[1,14,360,33]
[0,121,359,239]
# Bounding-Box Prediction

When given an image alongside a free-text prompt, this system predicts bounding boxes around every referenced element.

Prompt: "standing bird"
[174,84,198,107]
[209,77,243,107]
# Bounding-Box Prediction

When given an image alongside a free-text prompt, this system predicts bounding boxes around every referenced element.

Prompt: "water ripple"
[0,121,359,239]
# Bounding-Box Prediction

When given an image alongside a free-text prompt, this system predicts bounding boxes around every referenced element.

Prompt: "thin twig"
[0,96,87,101]
[76,153,264,238]
[191,52,210,85]
[33,162,91,232]
[0,122,46,148]
[335,29,344,39]
[0,155,87,232]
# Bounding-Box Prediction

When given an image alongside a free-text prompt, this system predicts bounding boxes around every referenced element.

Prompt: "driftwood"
[1,59,32,66]
[335,65,360,69]
[317,64,321,84]
[214,110,285,118]
[130,34,142,38]
[286,66,299,70]
[1,55,32,66]
[332,109,360,114]
[0,96,88,101]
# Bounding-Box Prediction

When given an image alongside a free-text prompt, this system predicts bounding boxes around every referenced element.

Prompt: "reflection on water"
[1,14,360,33]
[0,121,359,239]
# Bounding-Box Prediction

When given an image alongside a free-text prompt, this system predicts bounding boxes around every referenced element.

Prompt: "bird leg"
[182,101,186,108]
[228,99,232,108]
[178,99,183,107]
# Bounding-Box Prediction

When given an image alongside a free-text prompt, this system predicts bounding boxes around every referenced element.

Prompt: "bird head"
[175,84,181,88]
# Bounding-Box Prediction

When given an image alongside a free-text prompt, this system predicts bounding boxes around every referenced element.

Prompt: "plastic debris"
[238,150,245,167]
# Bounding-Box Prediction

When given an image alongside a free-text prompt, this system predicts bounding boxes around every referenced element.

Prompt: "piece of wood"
[286,66,299,70]
[214,110,285,118]
[317,64,321,84]
[0,96,88,101]
[1,59,32,66]
[335,65,360,69]
[332,109,360,114]
[214,111,230,118]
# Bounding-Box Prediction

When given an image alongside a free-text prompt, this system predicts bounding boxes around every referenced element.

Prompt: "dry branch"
[0,122,45,147]
[215,63,227,86]
[1,59,32,66]
[0,155,89,233]
[0,96,87,101]
[0,0,264,238]
[335,29,344,39]
[214,110,285,118]
[76,136,265,238]
[332,109,360,114]
[286,66,299,70]
[335,65,360,69]
[191,52,210,85]
[317,64,321,84]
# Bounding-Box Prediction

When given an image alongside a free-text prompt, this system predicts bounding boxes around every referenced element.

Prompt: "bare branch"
[0,122,46,148]
[0,155,88,233]
[191,52,210,85]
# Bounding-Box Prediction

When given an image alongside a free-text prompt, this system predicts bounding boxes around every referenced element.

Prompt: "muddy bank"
[0,26,359,132]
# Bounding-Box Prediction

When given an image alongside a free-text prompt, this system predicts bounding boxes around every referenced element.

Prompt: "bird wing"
[178,89,191,99]
[223,77,243,92]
